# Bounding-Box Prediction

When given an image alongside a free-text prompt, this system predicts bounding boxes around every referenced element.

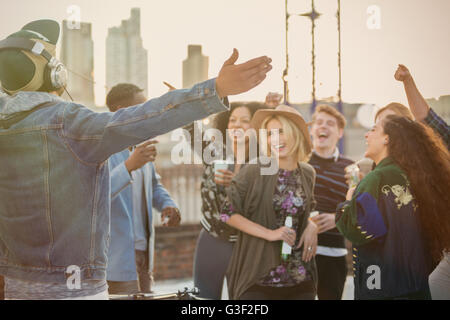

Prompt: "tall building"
[106,8,148,96]
[60,20,95,107]
[182,45,209,89]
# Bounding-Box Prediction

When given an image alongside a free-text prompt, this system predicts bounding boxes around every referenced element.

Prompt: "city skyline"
[106,8,148,98]
[183,45,209,89]
[60,20,95,106]
[0,0,449,108]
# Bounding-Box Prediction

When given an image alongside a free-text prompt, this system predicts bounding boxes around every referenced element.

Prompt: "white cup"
[213,160,230,174]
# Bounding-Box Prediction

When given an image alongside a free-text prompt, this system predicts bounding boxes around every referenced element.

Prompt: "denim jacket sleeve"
[151,165,177,212]
[61,79,228,164]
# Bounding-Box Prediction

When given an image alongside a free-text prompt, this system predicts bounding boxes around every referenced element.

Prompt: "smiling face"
[265,117,302,162]
[227,106,252,142]
[311,111,343,153]
[364,119,389,164]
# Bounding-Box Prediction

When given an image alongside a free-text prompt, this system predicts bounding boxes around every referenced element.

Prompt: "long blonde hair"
[261,115,310,163]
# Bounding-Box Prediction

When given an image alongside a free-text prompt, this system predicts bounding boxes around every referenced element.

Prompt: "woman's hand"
[296,220,318,262]
[214,169,235,187]
[346,187,356,201]
[266,227,297,247]
[311,213,336,234]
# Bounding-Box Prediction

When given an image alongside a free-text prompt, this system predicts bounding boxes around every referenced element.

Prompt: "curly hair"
[383,115,450,263]
[212,101,266,145]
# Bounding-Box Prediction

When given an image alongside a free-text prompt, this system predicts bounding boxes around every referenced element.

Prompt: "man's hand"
[215,49,272,98]
[124,140,158,173]
[311,213,336,234]
[265,92,283,108]
[394,64,412,82]
[161,207,181,227]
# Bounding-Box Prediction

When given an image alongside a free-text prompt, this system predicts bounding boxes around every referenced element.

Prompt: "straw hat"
[251,104,312,154]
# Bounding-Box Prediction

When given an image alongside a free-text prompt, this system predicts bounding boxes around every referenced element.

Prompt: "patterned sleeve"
[335,171,388,246]
[424,108,449,150]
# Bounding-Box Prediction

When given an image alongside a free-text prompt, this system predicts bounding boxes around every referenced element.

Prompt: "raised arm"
[394,64,430,121]
[395,64,449,148]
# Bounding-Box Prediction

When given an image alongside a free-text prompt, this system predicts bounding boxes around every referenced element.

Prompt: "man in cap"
[0,19,272,299]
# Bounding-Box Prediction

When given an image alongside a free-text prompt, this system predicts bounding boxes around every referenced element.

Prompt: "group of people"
[0,19,448,300]
[190,65,449,300]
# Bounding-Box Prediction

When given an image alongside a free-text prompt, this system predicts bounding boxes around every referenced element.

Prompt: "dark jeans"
[316,254,348,300]
[193,229,234,299]
[239,281,316,300]
[108,250,153,294]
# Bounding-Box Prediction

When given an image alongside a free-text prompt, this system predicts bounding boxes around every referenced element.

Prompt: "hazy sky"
[1,0,449,107]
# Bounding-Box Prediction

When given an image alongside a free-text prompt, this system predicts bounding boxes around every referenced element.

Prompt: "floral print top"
[200,161,239,242]
[221,167,312,287]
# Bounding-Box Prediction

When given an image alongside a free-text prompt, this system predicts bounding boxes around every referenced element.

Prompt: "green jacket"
[336,157,432,299]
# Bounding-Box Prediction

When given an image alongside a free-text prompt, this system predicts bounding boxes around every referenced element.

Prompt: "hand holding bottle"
[267,226,296,247]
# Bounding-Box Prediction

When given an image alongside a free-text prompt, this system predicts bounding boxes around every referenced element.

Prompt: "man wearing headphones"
[0,20,272,299]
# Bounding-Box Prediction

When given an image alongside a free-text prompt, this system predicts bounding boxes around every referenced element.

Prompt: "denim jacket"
[0,79,227,284]
[107,149,177,281]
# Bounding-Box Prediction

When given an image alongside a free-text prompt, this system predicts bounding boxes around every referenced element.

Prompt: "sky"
[1,0,449,108]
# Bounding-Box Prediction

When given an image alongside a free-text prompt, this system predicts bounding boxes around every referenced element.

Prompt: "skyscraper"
[182,45,209,89]
[106,8,148,96]
[60,20,95,107]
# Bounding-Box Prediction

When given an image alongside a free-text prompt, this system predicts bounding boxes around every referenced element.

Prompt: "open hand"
[296,220,318,262]
[394,64,412,82]
[215,49,272,98]
[125,140,158,173]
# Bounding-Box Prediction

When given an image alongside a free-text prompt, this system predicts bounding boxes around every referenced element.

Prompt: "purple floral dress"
[221,168,312,287]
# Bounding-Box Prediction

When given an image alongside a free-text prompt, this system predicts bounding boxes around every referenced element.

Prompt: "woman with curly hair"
[186,101,265,299]
[336,115,450,300]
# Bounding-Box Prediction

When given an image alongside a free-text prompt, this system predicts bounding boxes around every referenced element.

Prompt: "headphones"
[0,37,67,92]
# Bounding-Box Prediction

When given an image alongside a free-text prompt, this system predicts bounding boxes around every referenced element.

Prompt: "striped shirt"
[424,108,449,150]
[309,150,354,249]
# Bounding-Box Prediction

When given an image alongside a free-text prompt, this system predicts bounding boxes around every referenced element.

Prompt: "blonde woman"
[220,105,318,300]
